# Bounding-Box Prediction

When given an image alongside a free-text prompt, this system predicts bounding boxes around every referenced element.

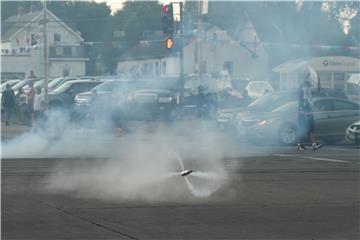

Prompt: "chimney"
[18,6,24,16]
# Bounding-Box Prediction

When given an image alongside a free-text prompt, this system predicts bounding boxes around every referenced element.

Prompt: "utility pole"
[42,0,49,111]
[179,2,184,102]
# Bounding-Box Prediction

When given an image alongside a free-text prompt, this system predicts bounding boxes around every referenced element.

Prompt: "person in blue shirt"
[297,74,322,151]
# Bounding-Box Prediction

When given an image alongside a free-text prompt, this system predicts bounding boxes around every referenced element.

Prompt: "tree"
[110,1,163,46]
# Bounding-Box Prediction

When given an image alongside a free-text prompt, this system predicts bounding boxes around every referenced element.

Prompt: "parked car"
[245,81,274,99]
[126,77,179,121]
[346,73,360,103]
[74,79,144,107]
[217,88,350,132]
[0,79,20,91]
[236,98,360,145]
[48,80,102,109]
[48,76,95,93]
[345,120,360,145]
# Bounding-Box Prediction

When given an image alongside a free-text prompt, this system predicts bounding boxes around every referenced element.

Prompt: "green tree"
[110,1,162,46]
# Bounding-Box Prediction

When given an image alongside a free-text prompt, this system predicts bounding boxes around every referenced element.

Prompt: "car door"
[329,99,360,137]
[312,99,334,137]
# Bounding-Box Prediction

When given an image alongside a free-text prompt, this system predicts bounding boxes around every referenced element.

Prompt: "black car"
[126,78,179,120]
[48,80,102,109]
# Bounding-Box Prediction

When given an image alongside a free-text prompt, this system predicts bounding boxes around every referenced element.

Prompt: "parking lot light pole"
[42,0,49,111]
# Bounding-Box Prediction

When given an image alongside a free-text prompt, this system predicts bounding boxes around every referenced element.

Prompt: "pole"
[43,0,49,111]
[179,2,184,102]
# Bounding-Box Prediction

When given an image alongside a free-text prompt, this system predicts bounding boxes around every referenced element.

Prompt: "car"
[346,73,360,103]
[0,79,20,92]
[236,98,360,145]
[217,87,350,132]
[126,77,179,121]
[74,79,144,107]
[48,76,95,93]
[345,120,360,145]
[245,81,274,99]
[48,79,102,109]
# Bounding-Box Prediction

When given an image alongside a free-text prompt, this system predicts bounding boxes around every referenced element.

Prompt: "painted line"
[274,154,358,164]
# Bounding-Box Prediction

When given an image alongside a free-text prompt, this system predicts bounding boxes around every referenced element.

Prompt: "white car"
[346,120,360,145]
[245,81,274,99]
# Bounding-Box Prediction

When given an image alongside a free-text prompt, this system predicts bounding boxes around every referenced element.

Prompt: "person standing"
[26,82,35,125]
[33,87,45,130]
[297,75,322,151]
[15,87,27,124]
[1,84,16,125]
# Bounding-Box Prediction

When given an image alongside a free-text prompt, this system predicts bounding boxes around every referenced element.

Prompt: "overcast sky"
[95,0,172,14]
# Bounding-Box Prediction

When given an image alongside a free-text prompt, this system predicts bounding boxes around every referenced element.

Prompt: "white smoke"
[2,111,233,203]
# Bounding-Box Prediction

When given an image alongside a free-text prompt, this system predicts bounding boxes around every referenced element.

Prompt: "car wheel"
[355,135,360,145]
[278,124,297,145]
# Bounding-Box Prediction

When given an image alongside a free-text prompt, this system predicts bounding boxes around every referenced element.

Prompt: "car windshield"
[48,77,64,89]
[1,81,17,91]
[52,81,73,93]
[248,91,291,111]
[93,81,118,92]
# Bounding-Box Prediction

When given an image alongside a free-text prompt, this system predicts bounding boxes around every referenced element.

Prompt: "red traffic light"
[162,5,169,13]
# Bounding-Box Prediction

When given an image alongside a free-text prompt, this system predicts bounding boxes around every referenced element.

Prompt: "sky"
[95,0,172,14]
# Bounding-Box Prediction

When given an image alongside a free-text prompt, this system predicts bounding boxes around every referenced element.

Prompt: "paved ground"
[1,122,360,239]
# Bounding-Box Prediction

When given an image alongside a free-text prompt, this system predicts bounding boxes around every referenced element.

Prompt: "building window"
[54,33,61,42]
[64,46,71,56]
[71,46,78,57]
[333,72,345,90]
[30,33,38,46]
[200,61,207,74]
[55,46,63,56]
[318,72,332,88]
[162,61,167,74]
[155,62,159,76]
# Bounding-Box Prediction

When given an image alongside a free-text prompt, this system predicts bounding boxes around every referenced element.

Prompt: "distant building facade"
[273,56,360,90]
[117,24,269,81]
[1,7,88,79]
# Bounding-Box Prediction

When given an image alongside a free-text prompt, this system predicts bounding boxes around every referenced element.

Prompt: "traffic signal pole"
[42,0,49,111]
[179,2,184,102]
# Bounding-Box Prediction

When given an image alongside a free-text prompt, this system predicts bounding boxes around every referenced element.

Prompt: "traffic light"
[162,3,174,35]
[166,36,173,49]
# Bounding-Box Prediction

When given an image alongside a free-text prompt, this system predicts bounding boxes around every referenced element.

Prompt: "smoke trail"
[184,176,213,198]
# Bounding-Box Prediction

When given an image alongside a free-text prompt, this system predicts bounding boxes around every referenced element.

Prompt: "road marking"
[274,154,357,164]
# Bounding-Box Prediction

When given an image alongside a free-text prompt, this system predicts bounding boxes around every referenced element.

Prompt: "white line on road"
[274,154,359,164]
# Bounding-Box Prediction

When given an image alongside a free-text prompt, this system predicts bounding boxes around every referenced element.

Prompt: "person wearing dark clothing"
[297,76,322,151]
[2,84,16,125]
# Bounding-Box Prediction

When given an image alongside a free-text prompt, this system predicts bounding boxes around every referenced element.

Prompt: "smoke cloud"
[2,111,232,203]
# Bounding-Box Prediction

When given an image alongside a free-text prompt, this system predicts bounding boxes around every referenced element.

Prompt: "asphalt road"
[2,129,359,240]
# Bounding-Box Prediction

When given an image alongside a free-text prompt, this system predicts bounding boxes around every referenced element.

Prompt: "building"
[1,6,88,79]
[273,56,360,90]
[117,25,269,81]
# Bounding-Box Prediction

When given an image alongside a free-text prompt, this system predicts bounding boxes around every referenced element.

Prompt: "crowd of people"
[1,82,45,127]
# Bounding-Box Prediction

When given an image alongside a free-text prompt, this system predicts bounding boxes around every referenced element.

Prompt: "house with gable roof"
[1,6,88,79]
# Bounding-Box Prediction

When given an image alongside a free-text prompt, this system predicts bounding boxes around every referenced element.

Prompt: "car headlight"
[158,96,173,103]
[256,118,274,127]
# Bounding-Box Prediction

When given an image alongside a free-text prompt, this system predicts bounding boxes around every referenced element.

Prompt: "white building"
[1,7,88,79]
[117,24,269,81]
[273,56,360,90]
